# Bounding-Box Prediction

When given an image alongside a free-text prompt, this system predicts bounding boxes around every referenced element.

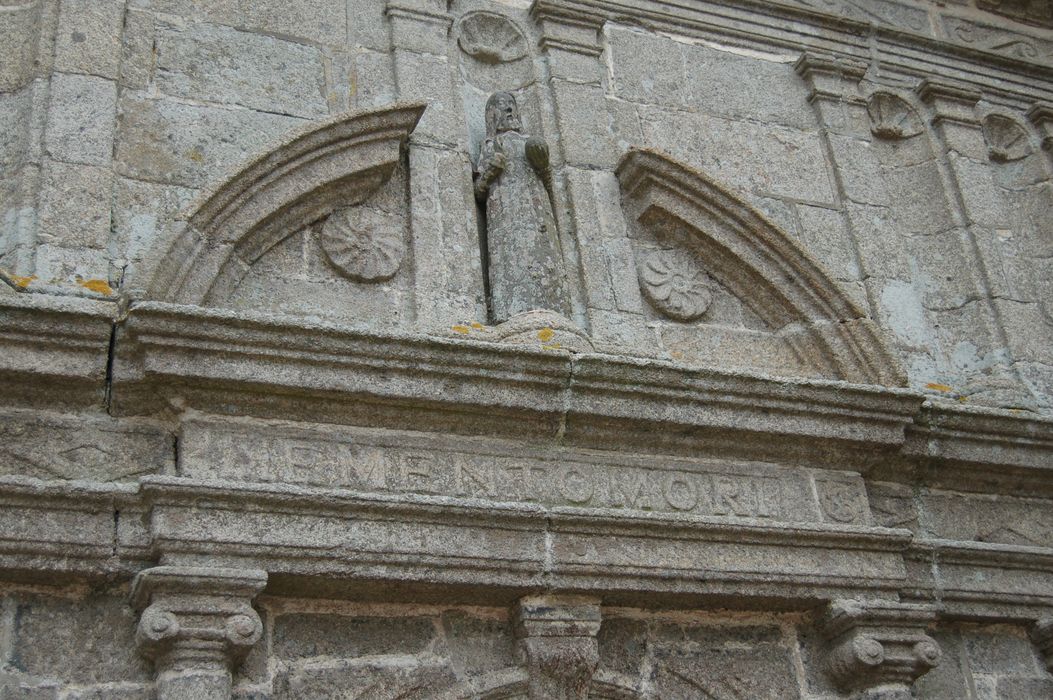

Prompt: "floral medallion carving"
[982,114,1033,162]
[457,11,529,64]
[321,205,405,282]
[639,249,713,322]
[866,92,923,140]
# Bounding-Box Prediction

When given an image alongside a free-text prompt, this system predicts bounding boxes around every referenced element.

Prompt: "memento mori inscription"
[180,419,871,526]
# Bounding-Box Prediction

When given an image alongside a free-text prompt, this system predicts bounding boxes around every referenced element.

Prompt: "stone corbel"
[131,566,268,700]
[915,79,982,128]
[821,600,942,700]
[529,1,604,58]
[1033,617,1053,674]
[1027,104,1053,152]
[794,52,868,105]
[516,595,602,700]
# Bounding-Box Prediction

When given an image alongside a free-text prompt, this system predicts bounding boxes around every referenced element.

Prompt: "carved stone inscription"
[179,420,871,525]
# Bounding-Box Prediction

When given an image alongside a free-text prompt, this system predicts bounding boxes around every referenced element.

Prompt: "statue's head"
[485,92,522,135]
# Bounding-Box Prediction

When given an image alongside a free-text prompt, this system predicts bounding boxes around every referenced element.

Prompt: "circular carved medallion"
[457,11,529,64]
[639,249,713,322]
[321,205,404,282]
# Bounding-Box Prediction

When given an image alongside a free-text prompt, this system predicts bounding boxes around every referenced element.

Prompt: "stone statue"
[475,91,571,324]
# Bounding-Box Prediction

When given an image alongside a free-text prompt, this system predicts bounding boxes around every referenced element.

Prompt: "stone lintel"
[822,599,941,700]
[516,595,602,700]
[915,79,983,126]
[131,566,267,697]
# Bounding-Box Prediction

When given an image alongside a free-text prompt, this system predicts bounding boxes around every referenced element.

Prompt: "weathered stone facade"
[2,0,1053,698]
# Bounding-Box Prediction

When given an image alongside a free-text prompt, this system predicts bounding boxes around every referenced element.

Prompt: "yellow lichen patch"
[537,327,555,342]
[10,274,36,288]
[79,279,114,295]
[925,383,953,393]
[451,325,470,335]
[541,343,562,351]
[470,322,485,330]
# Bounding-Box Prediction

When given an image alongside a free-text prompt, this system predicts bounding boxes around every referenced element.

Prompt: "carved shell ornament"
[982,114,1033,162]
[320,205,404,282]
[639,249,713,321]
[457,11,529,64]
[866,92,923,140]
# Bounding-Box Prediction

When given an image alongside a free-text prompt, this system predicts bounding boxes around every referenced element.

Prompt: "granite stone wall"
[1,0,1053,698]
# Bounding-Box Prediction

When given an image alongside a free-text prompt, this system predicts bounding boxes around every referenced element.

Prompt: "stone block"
[867,481,919,530]
[829,133,890,206]
[273,613,435,660]
[795,204,861,280]
[111,176,199,273]
[36,160,113,249]
[33,244,111,284]
[119,9,154,90]
[605,27,684,109]
[996,677,1053,699]
[53,0,124,79]
[551,79,614,169]
[43,73,117,167]
[913,628,970,700]
[846,202,913,279]
[350,50,396,111]
[240,0,347,46]
[133,0,240,24]
[0,87,33,170]
[920,490,1053,546]
[596,617,647,679]
[275,658,458,699]
[962,625,1046,676]
[115,92,305,188]
[154,24,329,119]
[0,0,43,91]
[348,0,390,51]
[392,52,460,146]
[440,611,515,676]
[683,42,817,131]
[11,592,151,684]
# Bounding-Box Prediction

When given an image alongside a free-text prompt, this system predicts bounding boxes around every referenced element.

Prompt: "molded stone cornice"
[821,600,941,700]
[132,566,267,700]
[133,103,426,306]
[111,301,920,467]
[0,291,115,409]
[526,0,1053,107]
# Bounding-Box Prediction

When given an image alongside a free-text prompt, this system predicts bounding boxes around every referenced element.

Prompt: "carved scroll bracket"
[516,595,602,700]
[131,566,267,700]
[822,600,941,700]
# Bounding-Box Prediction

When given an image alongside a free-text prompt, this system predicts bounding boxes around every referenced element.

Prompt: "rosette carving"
[321,205,405,282]
[639,249,713,321]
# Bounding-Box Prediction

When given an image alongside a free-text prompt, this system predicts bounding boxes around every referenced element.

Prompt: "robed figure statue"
[475,92,571,324]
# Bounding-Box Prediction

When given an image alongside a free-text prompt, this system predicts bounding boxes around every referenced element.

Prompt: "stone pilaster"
[821,600,941,700]
[131,566,267,700]
[1033,617,1053,674]
[516,595,602,700]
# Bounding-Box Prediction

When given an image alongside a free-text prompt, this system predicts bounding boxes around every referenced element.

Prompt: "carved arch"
[617,149,905,386]
[136,103,426,304]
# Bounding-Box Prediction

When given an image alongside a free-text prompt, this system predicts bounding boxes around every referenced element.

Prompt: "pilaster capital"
[915,79,982,126]
[529,0,604,57]
[1032,617,1053,673]
[821,600,941,700]
[131,566,267,674]
[794,51,867,103]
[516,595,602,700]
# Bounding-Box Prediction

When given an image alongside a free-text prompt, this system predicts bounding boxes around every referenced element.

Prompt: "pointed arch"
[136,103,426,305]
[617,148,905,386]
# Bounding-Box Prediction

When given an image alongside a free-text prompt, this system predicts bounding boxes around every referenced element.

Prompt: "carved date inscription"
[180,420,869,525]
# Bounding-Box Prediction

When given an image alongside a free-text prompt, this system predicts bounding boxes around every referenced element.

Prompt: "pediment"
[617,149,904,386]
[134,103,425,312]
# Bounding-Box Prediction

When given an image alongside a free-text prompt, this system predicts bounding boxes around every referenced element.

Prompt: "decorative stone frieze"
[131,566,267,700]
[1033,617,1053,673]
[821,600,941,700]
[516,595,602,700]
